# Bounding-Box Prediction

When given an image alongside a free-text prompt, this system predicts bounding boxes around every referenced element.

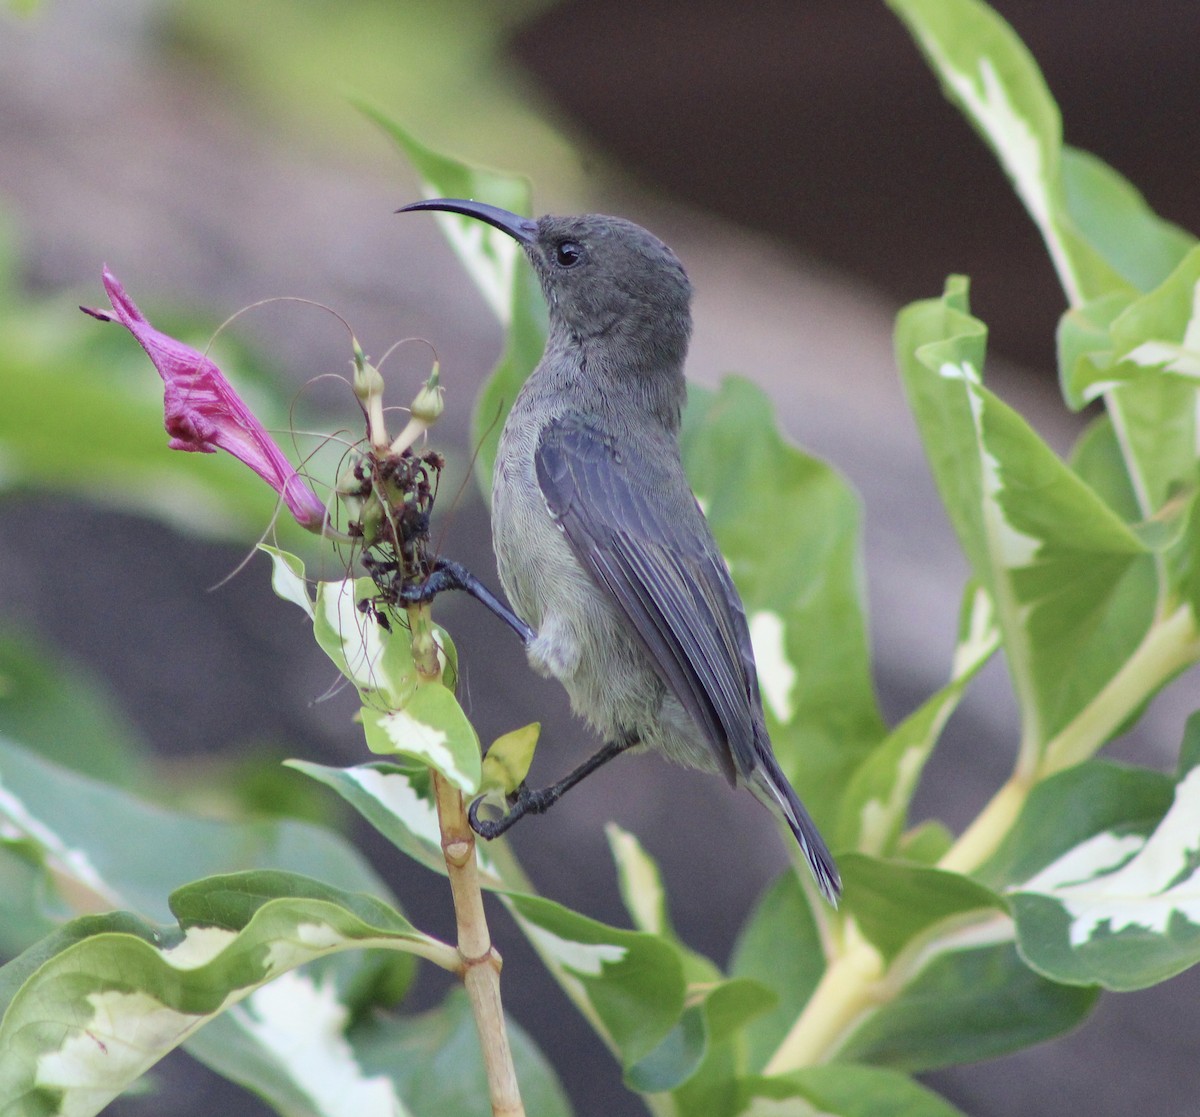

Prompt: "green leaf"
[361,683,481,794]
[838,583,998,856]
[1056,290,1135,410]
[729,870,828,1072]
[1067,413,1144,524]
[362,108,548,494]
[352,986,572,1117]
[839,855,1005,965]
[0,736,396,929]
[471,262,548,496]
[312,575,419,710]
[896,277,1152,759]
[681,378,885,828]
[287,760,505,887]
[836,936,1097,1071]
[606,822,673,940]
[1060,146,1195,296]
[887,0,1121,305]
[0,871,453,1117]
[260,545,314,619]
[976,760,1174,891]
[1087,246,1200,521]
[504,892,686,1071]
[480,723,540,796]
[1167,490,1200,619]
[897,820,954,865]
[0,847,57,959]
[744,1063,968,1116]
[628,977,774,1095]
[1011,713,1200,990]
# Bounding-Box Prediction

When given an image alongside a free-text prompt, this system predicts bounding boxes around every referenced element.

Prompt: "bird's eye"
[555,240,583,267]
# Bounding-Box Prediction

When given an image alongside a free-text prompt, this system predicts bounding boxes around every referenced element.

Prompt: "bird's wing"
[535,414,762,785]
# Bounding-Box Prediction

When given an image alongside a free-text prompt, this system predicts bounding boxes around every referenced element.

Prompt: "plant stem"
[1040,603,1200,775]
[937,772,1029,875]
[433,770,524,1117]
[768,605,1200,1075]
[942,603,1200,876]
[763,924,883,1074]
[410,603,524,1117]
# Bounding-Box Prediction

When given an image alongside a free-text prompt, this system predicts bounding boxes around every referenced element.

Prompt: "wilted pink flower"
[83,268,328,532]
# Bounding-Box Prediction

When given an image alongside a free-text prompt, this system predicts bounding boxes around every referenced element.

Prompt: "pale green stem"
[404,936,468,974]
[1041,603,1200,775]
[763,923,884,1074]
[938,773,1030,876]
[943,602,1200,875]
[770,604,1200,1075]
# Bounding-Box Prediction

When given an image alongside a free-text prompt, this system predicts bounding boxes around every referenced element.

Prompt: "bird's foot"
[396,558,534,644]
[467,735,640,840]
[468,783,556,840]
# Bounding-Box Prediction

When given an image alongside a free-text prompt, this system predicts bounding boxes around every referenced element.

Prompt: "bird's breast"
[491,402,581,626]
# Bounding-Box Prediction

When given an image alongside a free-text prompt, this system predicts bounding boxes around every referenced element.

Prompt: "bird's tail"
[750,749,841,905]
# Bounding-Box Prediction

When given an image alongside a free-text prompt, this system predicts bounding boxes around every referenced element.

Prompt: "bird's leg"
[398,558,534,644]
[468,734,640,840]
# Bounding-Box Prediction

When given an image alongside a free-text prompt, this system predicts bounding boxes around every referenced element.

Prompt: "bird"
[399,198,840,903]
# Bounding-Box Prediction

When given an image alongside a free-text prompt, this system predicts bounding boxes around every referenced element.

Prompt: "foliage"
[4,0,1200,1114]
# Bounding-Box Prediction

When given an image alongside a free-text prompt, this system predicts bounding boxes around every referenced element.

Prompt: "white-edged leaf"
[888,0,1122,306]
[0,871,453,1117]
[289,763,695,1075]
[0,737,395,927]
[188,970,412,1117]
[361,684,481,794]
[896,277,1153,761]
[286,761,503,886]
[260,545,314,619]
[606,823,671,938]
[313,576,417,710]
[503,892,685,1071]
[1012,715,1200,990]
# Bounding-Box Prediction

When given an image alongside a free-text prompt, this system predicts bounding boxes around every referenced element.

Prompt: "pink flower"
[83,268,328,532]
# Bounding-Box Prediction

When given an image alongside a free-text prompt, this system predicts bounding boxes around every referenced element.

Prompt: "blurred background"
[3,1,1200,1114]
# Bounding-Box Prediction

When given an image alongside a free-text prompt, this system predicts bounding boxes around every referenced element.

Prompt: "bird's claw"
[468,782,550,840]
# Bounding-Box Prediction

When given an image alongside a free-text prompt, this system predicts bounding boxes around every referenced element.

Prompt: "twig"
[408,601,525,1117]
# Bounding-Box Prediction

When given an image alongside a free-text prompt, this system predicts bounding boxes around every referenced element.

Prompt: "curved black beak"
[397,198,538,245]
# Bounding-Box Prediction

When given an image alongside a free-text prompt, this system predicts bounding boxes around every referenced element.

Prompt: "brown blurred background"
[2,1,1200,1114]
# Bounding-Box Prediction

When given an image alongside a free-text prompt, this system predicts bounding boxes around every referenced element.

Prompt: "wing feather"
[535,415,760,784]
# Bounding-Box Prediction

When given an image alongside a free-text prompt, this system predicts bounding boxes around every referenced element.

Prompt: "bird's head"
[400,199,693,366]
